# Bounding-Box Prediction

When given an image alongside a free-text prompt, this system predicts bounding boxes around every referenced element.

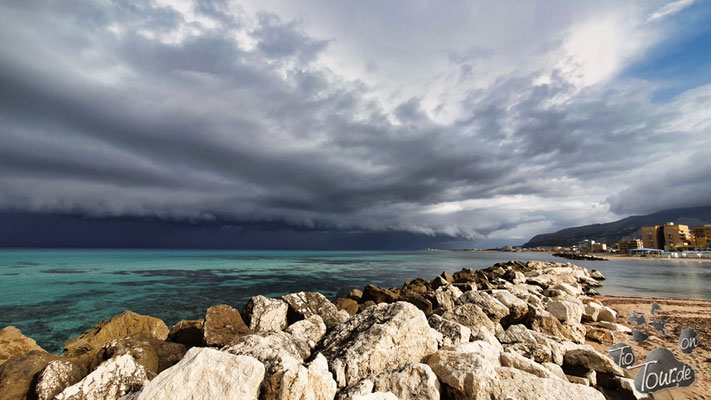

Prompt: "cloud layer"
[0,1,710,247]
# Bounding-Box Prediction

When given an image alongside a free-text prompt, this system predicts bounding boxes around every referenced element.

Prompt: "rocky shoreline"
[0,260,653,400]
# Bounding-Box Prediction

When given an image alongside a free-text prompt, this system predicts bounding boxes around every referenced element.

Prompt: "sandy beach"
[589,296,711,400]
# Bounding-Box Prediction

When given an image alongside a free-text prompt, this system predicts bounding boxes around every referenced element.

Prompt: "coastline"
[599,254,711,263]
[1,259,707,399]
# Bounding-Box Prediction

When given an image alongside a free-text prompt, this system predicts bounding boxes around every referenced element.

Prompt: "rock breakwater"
[0,260,639,400]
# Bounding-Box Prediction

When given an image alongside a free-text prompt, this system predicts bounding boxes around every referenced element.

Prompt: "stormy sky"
[1,1,710,249]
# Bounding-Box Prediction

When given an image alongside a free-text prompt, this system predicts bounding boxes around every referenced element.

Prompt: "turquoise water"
[1,249,709,353]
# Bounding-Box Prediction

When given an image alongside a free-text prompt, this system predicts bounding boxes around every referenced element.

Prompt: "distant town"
[428,222,711,259]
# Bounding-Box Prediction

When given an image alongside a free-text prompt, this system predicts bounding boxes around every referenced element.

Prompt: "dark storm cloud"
[0,1,709,247]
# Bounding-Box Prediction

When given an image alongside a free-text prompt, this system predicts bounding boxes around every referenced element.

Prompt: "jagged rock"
[35,359,84,400]
[167,319,204,347]
[585,327,614,343]
[500,351,553,378]
[470,326,504,352]
[361,285,399,304]
[97,333,186,374]
[334,379,375,400]
[401,278,431,296]
[137,347,264,400]
[265,353,337,400]
[282,292,348,329]
[285,315,327,350]
[398,290,433,315]
[242,296,289,333]
[431,275,449,289]
[542,362,567,380]
[504,342,553,364]
[426,342,502,400]
[452,268,478,283]
[526,309,584,344]
[492,290,528,324]
[582,303,601,322]
[320,302,439,387]
[455,291,509,323]
[0,326,44,366]
[590,270,605,280]
[596,306,617,322]
[358,301,377,313]
[562,348,624,377]
[551,283,582,297]
[441,303,496,335]
[334,298,359,316]
[56,354,149,400]
[497,367,605,399]
[440,271,454,284]
[496,324,537,345]
[0,350,59,400]
[371,363,440,400]
[63,311,169,369]
[348,289,363,301]
[203,304,252,347]
[428,314,471,347]
[431,285,463,311]
[546,299,583,324]
[566,374,589,385]
[223,331,310,368]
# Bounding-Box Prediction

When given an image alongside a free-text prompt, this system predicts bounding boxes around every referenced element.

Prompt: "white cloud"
[648,0,695,22]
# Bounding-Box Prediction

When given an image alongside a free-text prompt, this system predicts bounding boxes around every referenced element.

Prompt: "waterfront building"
[578,239,595,253]
[618,239,642,254]
[694,225,711,250]
[641,225,664,249]
[592,242,607,252]
[662,222,695,251]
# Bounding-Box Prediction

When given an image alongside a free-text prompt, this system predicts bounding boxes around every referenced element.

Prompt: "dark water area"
[1,249,709,353]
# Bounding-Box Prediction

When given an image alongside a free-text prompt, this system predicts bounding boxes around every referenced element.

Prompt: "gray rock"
[285,315,327,350]
[441,303,496,335]
[320,302,439,387]
[242,296,289,333]
[456,291,509,323]
[282,292,348,329]
[56,354,149,400]
[427,314,471,347]
[222,331,310,368]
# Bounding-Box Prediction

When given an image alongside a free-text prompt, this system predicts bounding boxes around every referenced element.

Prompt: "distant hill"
[523,206,711,247]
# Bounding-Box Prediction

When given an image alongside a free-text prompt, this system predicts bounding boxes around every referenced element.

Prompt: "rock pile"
[1,260,635,400]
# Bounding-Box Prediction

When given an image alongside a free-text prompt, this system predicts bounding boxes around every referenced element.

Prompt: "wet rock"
[398,290,433,316]
[63,311,169,369]
[285,315,327,350]
[361,285,399,304]
[203,304,252,347]
[242,296,289,333]
[348,289,363,302]
[320,302,439,387]
[0,326,44,366]
[0,350,59,400]
[35,359,84,400]
[427,314,471,347]
[456,291,509,323]
[167,319,204,347]
[371,363,440,400]
[56,354,149,400]
[441,303,496,335]
[497,367,605,400]
[98,333,187,374]
[334,298,359,316]
[426,342,502,400]
[282,292,348,329]
[137,347,264,400]
[590,270,605,280]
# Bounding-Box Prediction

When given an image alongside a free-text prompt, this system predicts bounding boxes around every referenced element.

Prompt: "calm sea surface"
[1,249,709,352]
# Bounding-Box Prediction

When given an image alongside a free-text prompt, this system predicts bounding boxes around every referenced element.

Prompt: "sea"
[1,249,710,353]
